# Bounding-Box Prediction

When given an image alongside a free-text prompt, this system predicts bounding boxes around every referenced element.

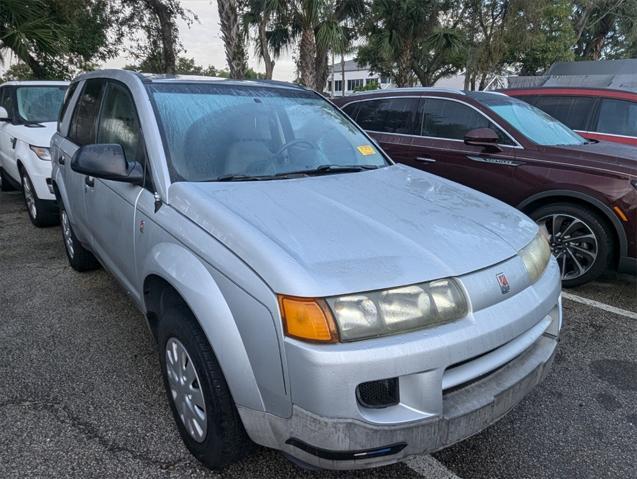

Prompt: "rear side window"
[69,79,106,146]
[355,98,419,134]
[341,102,359,118]
[596,99,637,137]
[532,96,595,131]
[420,98,513,145]
[97,82,143,163]
[0,87,15,119]
[58,82,79,131]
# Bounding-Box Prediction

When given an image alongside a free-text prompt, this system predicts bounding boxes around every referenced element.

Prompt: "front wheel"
[158,301,250,470]
[20,169,58,227]
[530,203,613,287]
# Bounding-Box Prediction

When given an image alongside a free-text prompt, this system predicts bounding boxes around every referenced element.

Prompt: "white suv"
[0,80,68,226]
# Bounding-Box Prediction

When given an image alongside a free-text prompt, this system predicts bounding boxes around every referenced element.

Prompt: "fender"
[141,242,266,412]
[518,189,627,258]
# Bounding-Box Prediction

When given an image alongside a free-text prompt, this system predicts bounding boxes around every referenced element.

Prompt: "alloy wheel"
[22,173,37,219]
[165,338,207,442]
[537,213,598,281]
[61,210,75,258]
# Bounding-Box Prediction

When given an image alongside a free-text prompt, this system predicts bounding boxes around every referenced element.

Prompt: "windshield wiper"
[211,165,380,182]
[272,164,380,178]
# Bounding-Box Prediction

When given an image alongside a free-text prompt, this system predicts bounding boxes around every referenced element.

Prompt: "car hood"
[169,165,537,297]
[549,140,637,177]
[15,121,57,147]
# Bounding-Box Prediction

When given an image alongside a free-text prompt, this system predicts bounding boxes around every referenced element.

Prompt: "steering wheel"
[273,139,317,159]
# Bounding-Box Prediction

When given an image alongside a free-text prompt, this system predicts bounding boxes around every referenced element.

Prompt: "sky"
[103,0,298,80]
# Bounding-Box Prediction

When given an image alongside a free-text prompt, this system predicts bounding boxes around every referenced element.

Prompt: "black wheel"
[0,168,16,191]
[20,168,58,227]
[530,203,613,287]
[158,299,250,470]
[59,201,100,271]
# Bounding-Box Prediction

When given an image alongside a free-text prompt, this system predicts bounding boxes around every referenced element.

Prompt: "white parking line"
[562,292,637,320]
[405,455,461,478]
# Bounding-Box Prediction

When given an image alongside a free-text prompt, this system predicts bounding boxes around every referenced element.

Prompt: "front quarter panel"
[135,192,290,417]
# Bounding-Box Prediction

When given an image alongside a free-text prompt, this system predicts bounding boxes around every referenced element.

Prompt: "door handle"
[85,176,94,187]
[415,157,436,164]
[59,154,68,165]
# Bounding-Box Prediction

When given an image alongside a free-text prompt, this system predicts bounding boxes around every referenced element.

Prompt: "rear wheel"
[20,169,58,227]
[530,203,612,287]
[60,202,100,271]
[158,300,250,470]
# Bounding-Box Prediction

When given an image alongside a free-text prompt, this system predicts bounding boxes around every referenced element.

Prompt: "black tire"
[530,202,613,287]
[59,201,100,272]
[0,168,16,191]
[20,168,59,227]
[157,298,250,470]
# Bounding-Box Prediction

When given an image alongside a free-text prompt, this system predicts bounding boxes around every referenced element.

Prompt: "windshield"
[16,86,67,123]
[474,93,587,146]
[148,83,388,181]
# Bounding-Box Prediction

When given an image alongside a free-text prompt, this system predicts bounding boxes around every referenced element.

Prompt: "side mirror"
[0,106,10,122]
[71,144,144,185]
[464,128,502,152]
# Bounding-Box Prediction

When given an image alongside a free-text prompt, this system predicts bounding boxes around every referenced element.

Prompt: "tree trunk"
[258,16,274,79]
[217,0,248,79]
[341,53,345,97]
[145,0,177,74]
[314,46,329,92]
[298,27,317,88]
[394,46,412,87]
[330,52,335,97]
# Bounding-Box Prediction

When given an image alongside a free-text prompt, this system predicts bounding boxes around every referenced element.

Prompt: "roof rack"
[362,86,466,96]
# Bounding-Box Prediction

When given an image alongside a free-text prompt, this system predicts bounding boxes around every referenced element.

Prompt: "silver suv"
[51,70,562,471]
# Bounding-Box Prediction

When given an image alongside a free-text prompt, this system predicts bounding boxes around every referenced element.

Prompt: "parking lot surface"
[1,190,635,479]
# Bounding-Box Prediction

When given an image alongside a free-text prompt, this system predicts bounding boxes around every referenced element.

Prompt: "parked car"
[334,89,637,286]
[503,87,637,146]
[52,70,561,471]
[0,80,69,226]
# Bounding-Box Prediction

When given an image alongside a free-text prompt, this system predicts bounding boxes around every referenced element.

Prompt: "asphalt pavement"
[1,189,635,479]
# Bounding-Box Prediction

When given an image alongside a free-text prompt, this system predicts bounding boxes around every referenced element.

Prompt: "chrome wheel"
[61,210,75,258]
[537,213,598,281]
[165,338,207,442]
[21,173,37,219]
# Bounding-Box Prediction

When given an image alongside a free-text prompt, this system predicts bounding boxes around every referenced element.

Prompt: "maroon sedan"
[503,87,637,147]
[334,89,637,286]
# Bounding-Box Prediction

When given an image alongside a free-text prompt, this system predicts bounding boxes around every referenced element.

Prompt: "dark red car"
[503,87,637,147]
[333,88,637,286]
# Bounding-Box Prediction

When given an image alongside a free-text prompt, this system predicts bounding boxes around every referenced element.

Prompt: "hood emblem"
[496,272,510,294]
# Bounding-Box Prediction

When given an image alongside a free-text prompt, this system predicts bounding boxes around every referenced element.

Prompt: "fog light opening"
[356,378,399,409]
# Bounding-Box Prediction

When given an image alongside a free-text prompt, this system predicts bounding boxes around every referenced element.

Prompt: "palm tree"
[290,0,364,90]
[0,0,62,78]
[243,0,290,79]
[217,0,249,79]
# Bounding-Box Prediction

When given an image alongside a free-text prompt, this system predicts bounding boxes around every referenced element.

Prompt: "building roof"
[327,59,370,74]
[508,59,637,93]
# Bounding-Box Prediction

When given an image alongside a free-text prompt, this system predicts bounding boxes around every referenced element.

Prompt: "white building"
[325,59,392,96]
[324,59,467,96]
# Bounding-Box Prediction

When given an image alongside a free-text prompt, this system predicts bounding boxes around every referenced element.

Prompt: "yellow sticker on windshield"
[357,145,376,156]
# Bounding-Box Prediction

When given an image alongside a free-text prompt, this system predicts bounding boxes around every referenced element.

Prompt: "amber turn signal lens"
[278,296,338,343]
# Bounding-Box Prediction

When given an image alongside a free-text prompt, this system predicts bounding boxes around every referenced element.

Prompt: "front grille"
[356,378,399,408]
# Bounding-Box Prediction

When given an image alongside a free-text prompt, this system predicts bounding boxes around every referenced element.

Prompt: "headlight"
[326,278,468,341]
[519,229,551,283]
[30,145,51,161]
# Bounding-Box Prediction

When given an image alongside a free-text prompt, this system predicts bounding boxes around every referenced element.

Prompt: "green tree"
[0,0,65,78]
[243,0,290,79]
[357,0,464,87]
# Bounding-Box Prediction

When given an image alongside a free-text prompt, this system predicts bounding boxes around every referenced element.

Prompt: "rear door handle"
[415,157,436,164]
[85,176,94,187]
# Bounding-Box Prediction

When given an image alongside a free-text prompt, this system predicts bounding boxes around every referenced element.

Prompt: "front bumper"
[23,150,55,201]
[239,257,561,470]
